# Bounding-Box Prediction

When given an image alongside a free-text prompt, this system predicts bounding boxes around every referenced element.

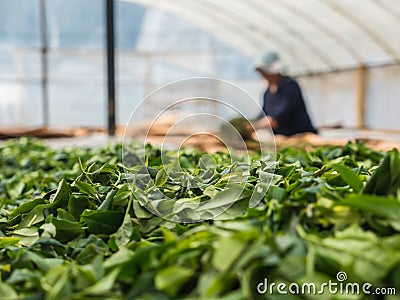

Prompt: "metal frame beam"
[39,0,49,127]
[106,0,116,136]
[200,0,312,70]
[276,0,364,64]
[324,1,400,63]
[245,0,336,71]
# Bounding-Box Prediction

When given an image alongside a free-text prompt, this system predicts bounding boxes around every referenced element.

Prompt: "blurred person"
[251,51,317,136]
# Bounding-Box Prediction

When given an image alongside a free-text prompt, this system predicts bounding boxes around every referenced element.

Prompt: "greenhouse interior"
[0,0,400,299]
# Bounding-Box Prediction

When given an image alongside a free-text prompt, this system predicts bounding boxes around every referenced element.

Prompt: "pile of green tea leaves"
[0,138,400,299]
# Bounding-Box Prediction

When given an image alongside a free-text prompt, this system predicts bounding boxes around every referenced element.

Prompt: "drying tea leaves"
[0,138,399,299]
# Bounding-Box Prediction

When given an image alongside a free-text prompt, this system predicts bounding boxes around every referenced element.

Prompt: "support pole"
[106,0,116,136]
[39,0,49,128]
[355,65,367,129]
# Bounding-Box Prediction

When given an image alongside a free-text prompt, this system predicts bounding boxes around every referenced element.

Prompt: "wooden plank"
[356,65,367,128]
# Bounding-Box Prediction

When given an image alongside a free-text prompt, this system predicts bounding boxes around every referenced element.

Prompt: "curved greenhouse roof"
[1,0,400,131]
[125,0,400,75]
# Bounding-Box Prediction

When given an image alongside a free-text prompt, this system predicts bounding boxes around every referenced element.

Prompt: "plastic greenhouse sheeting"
[1,0,400,130]
[125,0,400,75]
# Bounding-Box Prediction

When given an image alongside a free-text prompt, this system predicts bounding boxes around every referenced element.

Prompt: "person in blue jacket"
[252,51,317,136]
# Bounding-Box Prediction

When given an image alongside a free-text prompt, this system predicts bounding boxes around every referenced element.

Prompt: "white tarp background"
[0,0,399,130]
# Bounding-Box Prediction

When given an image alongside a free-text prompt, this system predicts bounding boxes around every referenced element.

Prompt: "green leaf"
[112,184,131,207]
[8,198,46,219]
[81,268,120,296]
[71,235,108,259]
[111,212,133,248]
[197,269,236,297]
[197,186,251,212]
[104,247,135,269]
[41,265,72,300]
[68,195,91,218]
[51,216,84,242]
[98,190,115,211]
[337,194,400,220]
[155,266,194,296]
[0,282,17,299]
[267,185,286,202]
[364,149,400,196]
[56,208,76,222]
[249,182,269,208]
[75,181,97,198]
[132,199,153,218]
[12,227,39,246]
[81,210,124,234]
[331,163,363,192]
[212,235,247,273]
[199,154,217,171]
[50,179,71,208]
[0,237,20,248]
[306,225,400,283]
[75,243,105,265]
[6,179,25,199]
[17,204,49,228]
[155,169,168,187]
